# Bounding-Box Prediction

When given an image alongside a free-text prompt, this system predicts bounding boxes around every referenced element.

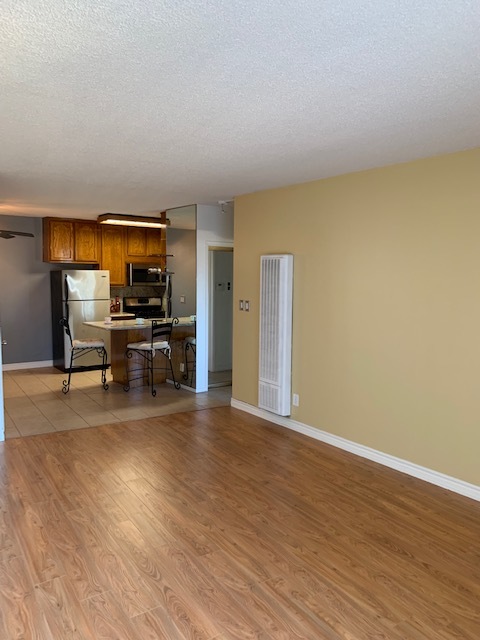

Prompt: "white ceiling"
[1,0,479,220]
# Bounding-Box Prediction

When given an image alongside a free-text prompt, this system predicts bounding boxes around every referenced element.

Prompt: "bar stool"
[124,320,180,396]
[183,336,196,385]
[60,317,109,394]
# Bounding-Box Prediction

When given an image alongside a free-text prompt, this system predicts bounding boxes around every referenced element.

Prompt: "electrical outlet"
[179,363,185,372]
[180,295,186,303]
[292,393,299,407]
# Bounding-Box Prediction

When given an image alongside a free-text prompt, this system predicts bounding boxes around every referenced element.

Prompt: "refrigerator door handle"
[64,275,70,323]
[167,275,172,317]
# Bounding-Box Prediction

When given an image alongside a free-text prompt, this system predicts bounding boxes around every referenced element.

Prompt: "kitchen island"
[83,317,195,387]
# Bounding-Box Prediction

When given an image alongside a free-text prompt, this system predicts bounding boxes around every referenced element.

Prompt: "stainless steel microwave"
[127,264,173,286]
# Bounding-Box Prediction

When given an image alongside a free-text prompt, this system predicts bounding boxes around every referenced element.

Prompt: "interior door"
[209,249,233,372]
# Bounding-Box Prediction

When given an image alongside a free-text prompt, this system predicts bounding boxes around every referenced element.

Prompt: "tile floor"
[3,367,232,439]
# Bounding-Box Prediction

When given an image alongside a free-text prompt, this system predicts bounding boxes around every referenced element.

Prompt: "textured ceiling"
[1,0,480,220]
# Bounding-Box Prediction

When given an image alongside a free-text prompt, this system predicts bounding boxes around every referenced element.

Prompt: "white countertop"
[84,317,195,330]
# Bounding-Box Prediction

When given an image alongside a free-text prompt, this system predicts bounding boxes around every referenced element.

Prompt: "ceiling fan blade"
[0,230,34,239]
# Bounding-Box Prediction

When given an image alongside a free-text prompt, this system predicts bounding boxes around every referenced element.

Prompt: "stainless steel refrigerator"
[51,270,111,371]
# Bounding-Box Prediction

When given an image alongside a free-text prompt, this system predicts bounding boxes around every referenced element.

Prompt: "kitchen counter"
[83,317,195,386]
[84,316,195,330]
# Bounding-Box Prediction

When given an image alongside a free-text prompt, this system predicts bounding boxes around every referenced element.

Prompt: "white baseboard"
[230,398,480,503]
[3,360,53,371]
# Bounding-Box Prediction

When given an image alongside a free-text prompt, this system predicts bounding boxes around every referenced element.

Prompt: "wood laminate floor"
[0,405,479,638]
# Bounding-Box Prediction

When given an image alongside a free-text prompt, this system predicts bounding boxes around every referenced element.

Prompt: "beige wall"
[233,147,480,485]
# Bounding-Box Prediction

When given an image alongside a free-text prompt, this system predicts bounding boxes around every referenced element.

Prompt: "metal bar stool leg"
[101,347,109,390]
[183,342,190,382]
[183,340,196,386]
[190,344,196,385]
[168,352,180,389]
[149,353,155,396]
[124,351,133,391]
[62,349,74,394]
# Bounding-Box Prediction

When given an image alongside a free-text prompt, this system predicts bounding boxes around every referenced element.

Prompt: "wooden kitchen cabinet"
[126,227,149,256]
[43,216,166,277]
[105,226,166,284]
[43,218,100,263]
[43,218,74,262]
[146,228,165,258]
[126,227,166,262]
[100,226,126,286]
[74,221,100,263]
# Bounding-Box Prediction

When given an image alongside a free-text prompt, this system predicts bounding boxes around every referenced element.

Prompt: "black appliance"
[123,297,166,319]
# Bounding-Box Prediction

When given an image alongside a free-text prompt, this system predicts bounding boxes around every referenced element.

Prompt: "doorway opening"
[208,247,233,388]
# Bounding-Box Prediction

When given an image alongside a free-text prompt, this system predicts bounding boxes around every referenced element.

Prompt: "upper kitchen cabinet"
[43,215,167,283]
[100,225,126,286]
[104,226,166,285]
[126,227,166,264]
[43,218,100,263]
[75,221,100,262]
